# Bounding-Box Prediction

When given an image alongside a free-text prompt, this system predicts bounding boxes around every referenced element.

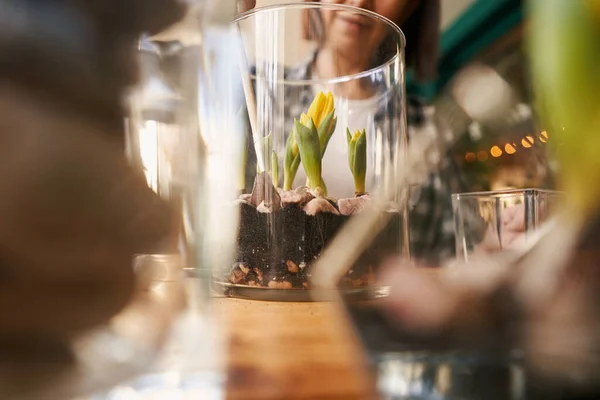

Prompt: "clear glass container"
[216,2,409,300]
[452,188,562,262]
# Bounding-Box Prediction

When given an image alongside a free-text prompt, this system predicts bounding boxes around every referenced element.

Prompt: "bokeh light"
[490,146,503,158]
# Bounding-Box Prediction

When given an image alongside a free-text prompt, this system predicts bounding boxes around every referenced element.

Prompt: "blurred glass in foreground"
[115,0,246,397]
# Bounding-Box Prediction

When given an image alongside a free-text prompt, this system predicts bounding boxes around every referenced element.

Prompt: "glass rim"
[451,188,563,200]
[234,2,406,86]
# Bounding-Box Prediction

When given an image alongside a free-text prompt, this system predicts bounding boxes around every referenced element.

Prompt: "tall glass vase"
[112,2,247,397]
[216,2,409,301]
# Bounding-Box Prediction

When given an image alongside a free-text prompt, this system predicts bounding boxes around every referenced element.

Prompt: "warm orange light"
[505,144,516,154]
[526,135,535,144]
[477,151,488,162]
[522,138,532,148]
[490,146,503,158]
[541,130,549,139]
[465,152,477,162]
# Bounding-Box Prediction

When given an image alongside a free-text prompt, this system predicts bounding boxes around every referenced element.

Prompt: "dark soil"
[226,201,404,289]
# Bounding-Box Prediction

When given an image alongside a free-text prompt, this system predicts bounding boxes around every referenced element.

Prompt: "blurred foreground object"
[371,1,600,397]
[0,0,186,397]
[0,0,186,335]
[0,0,257,397]
[530,0,600,222]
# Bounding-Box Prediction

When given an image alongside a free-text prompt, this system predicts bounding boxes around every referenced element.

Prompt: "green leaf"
[284,128,301,191]
[271,150,279,189]
[257,133,272,173]
[347,129,367,195]
[353,129,367,177]
[295,118,322,191]
[353,129,367,194]
[317,110,336,157]
[348,133,357,176]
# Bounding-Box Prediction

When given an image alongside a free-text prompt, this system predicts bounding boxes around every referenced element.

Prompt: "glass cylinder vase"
[216,2,409,300]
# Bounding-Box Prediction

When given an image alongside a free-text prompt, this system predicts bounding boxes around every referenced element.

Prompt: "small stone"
[253,268,264,282]
[245,270,258,283]
[250,172,281,211]
[296,186,315,202]
[229,268,246,284]
[280,190,305,206]
[240,194,252,202]
[257,201,273,213]
[233,198,253,207]
[279,281,293,289]
[281,186,314,207]
[302,282,310,289]
[268,281,279,288]
[286,260,299,274]
[299,262,307,270]
[304,198,340,216]
[338,196,371,216]
[237,263,250,274]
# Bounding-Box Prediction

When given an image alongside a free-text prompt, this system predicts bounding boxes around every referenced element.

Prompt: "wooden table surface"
[214,298,378,400]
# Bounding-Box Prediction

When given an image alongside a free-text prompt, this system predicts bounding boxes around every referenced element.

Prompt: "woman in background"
[276,0,469,264]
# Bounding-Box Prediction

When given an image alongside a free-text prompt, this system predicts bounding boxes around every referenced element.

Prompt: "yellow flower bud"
[302,91,335,130]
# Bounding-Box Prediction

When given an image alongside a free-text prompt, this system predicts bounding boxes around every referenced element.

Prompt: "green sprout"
[317,109,337,156]
[304,109,338,187]
[347,128,367,195]
[271,150,279,189]
[295,118,326,194]
[283,131,301,191]
[284,91,336,192]
[255,133,279,188]
[259,133,272,173]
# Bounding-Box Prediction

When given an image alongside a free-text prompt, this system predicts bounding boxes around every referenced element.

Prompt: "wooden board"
[214,298,378,400]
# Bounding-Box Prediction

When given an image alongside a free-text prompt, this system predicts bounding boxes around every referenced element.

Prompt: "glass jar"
[452,188,563,262]
[216,2,409,300]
